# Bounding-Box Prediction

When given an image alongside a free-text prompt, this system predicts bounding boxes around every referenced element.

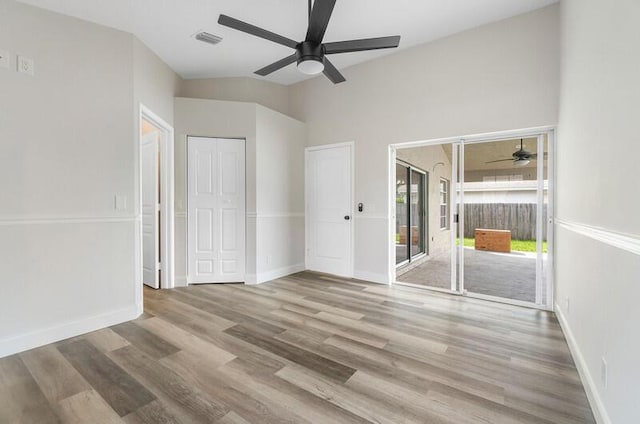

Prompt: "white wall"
[133,37,182,127]
[179,77,291,117]
[555,1,640,423]
[254,106,306,281]
[0,0,137,357]
[397,145,453,257]
[173,98,305,285]
[289,5,560,283]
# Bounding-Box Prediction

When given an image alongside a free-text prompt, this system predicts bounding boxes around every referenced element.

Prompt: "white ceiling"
[17,0,557,85]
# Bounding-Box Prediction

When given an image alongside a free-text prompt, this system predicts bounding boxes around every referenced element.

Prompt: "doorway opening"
[137,105,175,299]
[395,145,454,291]
[390,127,555,310]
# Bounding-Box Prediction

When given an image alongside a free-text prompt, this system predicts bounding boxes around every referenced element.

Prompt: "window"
[440,178,449,229]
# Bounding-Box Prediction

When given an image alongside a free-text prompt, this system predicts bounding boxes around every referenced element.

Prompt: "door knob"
[344,215,351,220]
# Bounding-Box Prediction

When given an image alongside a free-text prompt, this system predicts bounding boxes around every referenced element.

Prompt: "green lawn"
[396,234,547,253]
[457,238,547,253]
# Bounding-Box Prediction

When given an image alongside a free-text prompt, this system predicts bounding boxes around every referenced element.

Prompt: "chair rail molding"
[555,218,640,256]
[0,216,137,226]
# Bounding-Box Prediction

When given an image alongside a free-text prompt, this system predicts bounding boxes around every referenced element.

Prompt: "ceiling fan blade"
[255,54,297,76]
[218,14,298,49]
[324,36,401,54]
[485,158,516,163]
[306,0,337,43]
[322,57,346,84]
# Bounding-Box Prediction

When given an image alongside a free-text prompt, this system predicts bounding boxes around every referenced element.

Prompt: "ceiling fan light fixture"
[297,58,324,75]
[514,159,530,167]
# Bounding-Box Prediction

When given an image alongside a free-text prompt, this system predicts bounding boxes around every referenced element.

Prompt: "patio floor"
[397,247,539,303]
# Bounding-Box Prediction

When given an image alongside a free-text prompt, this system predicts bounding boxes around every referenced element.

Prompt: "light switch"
[0,50,9,69]
[17,55,34,76]
[114,195,127,211]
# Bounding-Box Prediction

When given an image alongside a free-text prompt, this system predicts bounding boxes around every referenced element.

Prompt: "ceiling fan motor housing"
[296,41,324,65]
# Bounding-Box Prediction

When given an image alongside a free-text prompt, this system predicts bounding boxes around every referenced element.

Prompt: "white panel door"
[306,144,353,277]
[188,137,245,283]
[141,132,160,289]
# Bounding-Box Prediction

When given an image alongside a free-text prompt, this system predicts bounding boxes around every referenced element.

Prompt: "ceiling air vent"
[194,31,223,45]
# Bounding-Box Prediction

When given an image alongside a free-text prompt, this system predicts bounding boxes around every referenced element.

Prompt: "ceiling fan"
[217,0,401,84]
[485,139,543,167]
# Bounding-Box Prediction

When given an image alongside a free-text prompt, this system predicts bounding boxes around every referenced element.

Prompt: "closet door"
[187,137,245,283]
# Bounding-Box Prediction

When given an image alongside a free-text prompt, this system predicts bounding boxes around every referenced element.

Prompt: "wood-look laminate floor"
[0,271,595,424]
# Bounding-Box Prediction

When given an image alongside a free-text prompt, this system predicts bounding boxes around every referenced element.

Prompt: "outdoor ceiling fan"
[217,0,401,84]
[485,139,543,167]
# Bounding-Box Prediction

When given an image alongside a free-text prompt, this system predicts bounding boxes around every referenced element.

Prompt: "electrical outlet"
[17,55,34,76]
[601,357,608,389]
[565,297,570,313]
[0,49,9,69]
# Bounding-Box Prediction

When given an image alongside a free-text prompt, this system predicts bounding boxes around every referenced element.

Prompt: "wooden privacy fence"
[463,203,547,241]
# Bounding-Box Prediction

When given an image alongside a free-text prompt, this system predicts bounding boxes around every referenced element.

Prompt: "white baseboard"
[0,304,140,359]
[245,263,306,285]
[174,276,188,287]
[353,270,389,285]
[555,304,611,424]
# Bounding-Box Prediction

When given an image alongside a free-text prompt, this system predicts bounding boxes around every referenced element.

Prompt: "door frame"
[137,104,175,298]
[389,126,556,311]
[305,141,355,278]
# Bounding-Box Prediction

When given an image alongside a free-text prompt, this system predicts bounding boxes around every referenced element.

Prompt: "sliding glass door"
[395,161,426,265]
[458,134,552,307]
[393,131,554,309]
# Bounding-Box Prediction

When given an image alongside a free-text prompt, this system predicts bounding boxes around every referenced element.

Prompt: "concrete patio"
[397,247,542,303]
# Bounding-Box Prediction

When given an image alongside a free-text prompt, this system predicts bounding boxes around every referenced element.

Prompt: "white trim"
[0,305,140,359]
[555,304,611,424]
[0,216,136,226]
[458,141,465,293]
[535,134,544,305]
[353,270,388,285]
[138,104,176,290]
[245,263,306,285]
[388,145,397,285]
[305,141,355,152]
[451,142,459,291]
[246,212,305,219]
[393,126,557,150]
[465,292,552,311]
[305,141,355,279]
[546,130,556,308]
[556,219,640,256]
[395,281,462,294]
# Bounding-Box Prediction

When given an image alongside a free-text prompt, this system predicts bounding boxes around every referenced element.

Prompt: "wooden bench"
[475,229,511,253]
